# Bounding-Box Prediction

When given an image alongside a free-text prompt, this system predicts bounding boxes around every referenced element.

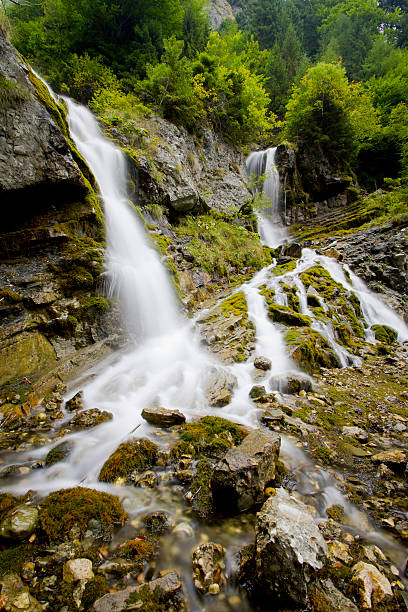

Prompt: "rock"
[203,367,237,407]
[255,488,327,605]
[99,438,158,482]
[63,558,94,583]
[342,426,368,443]
[192,542,226,594]
[371,449,407,473]
[211,430,281,513]
[254,356,272,371]
[327,540,352,564]
[141,511,171,535]
[65,391,84,412]
[270,373,312,394]
[0,573,42,612]
[249,385,266,399]
[141,406,186,428]
[0,505,38,540]
[45,440,74,467]
[133,470,158,488]
[172,522,194,539]
[326,504,345,521]
[351,561,393,608]
[268,303,311,327]
[206,0,234,30]
[92,570,185,611]
[285,327,341,374]
[371,324,398,344]
[309,579,358,611]
[67,409,113,430]
[21,562,35,581]
[261,408,285,425]
[285,243,302,258]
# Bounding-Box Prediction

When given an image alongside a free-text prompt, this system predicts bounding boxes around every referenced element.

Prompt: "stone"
[270,373,312,394]
[63,558,94,583]
[141,406,186,428]
[0,505,38,540]
[249,385,266,399]
[371,449,407,473]
[203,367,237,407]
[308,579,358,611]
[255,488,327,605]
[351,562,393,608]
[92,570,185,611]
[67,408,113,430]
[342,426,368,443]
[254,356,272,371]
[141,511,171,535]
[21,562,35,581]
[45,440,74,467]
[285,243,302,258]
[211,430,281,513]
[65,391,84,412]
[192,542,226,594]
[327,540,352,564]
[0,573,42,612]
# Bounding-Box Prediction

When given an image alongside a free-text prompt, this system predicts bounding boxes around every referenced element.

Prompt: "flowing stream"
[2,98,408,608]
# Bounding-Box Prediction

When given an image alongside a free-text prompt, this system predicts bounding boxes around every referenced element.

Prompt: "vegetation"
[173,416,247,458]
[98,438,158,483]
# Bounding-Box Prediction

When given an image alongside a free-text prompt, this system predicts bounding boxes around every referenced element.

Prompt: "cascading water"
[2,87,408,606]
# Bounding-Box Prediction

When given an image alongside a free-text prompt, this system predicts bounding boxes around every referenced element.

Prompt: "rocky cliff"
[0,27,121,403]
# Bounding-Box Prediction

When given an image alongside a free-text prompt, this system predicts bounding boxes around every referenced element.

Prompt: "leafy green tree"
[182,0,210,58]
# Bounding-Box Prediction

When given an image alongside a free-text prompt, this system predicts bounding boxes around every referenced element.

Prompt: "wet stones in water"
[99,438,158,483]
[211,430,281,513]
[0,505,38,540]
[141,406,186,428]
[131,470,158,488]
[203,367,237,407]
[45,440,74,467]
[141,511,171,536]
[65,391,84,412]
[249,385,266,400]
[255,487,327,605]
[67,408,113,430]
[254,356,272,371]
[270,373,312,395]
[92,570,185,611]
[308,579,358,611]
[192,542,226,595]
[371,324,398,344]
[351,562,393,608]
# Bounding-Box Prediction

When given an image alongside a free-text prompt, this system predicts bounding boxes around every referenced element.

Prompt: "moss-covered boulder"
[39,487,126,543]
[285,328,341,374]
[99,438,158,483]
[172,416,247,459]
[371,324,398,344]
[45,441,74,467]
[268,303,311,327]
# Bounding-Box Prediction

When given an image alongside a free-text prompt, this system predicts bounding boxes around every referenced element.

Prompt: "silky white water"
[2,98,408,595]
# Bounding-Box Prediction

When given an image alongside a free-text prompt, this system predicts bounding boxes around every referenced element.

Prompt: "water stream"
[2,97,408,607]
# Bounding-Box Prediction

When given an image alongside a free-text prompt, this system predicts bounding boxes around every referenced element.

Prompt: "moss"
[0,75,29,110]
[190,458,214,520]
[0,289,23,303]
[314,446,334,464]
[81,576,109,609]
[120,539,155,566]
[81,296,109,312]
[0,543,32,576]
[45,441,73,467]
[150,232,171,256]
[285,328,341,374]
[99,438,158,483]
[372,324,398,344]
[259,286,275,307]
[220,292,248,318]
[271,260,297,276]
[268,303,311,327]
[280,284,300,312]
[39,487,126,543]
[0,330,56,386]
[174,416,247,459]
[306,294,321,308]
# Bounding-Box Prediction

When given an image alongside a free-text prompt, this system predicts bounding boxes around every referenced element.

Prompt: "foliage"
[98,438,158,483]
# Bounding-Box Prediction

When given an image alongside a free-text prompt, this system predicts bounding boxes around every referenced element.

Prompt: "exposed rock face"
[308,579,359,611]
[255,488,327,605]
[203,366,237,407]
[0,27,122,398]
[206,0,235,30]
[211,430,281,513]
[351,561,393,608]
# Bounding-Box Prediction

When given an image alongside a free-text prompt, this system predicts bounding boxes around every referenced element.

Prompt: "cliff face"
[0,28,121,401]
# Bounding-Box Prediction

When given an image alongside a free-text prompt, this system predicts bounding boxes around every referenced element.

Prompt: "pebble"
[63,559,94,583]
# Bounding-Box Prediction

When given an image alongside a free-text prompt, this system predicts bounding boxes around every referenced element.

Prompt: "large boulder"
[203,366,237,407]
[255,488,327,605]
[141,406,186,428]
[211,430,281,513]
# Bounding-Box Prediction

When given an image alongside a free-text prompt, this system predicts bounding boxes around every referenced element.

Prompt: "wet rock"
[326,504,345,521]
[261,408,285,425]
[133,471,158,488]
[141,406,186,428]
[249,385,266,399]
[371,324,398,344]
[309,579,358,611]
[351,561,393,608]
[172,522,194,539]
[0,573,42,611]
[270,373,312,394]
[0,505,38,540]
[99,438,158,483]
[371,449,407,473]
[67,408,113,430]
[21,562,36,581]
[268,303,311,327]
[65,391,84,412]
[92,570,185,611]
[327,540,352,564]
[211,430,281,513]
[204,367,237,407]
[255,488,327,605]
[342,426,368,443]
[254,356,272,371]
[285,243,302,258]
[285,327,341,374]
[63,558,94,583]
[45,440,74,467]
[141,511,171,535]
[192,542,226,594]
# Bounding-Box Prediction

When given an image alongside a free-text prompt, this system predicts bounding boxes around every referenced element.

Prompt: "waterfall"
[246,147,287,247]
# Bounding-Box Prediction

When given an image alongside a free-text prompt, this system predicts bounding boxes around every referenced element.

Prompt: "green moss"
[39,487,126,543]
[0,543,32,576]
[0,289,23,303]
[150,232,171,256]
[0,494,19,520]
[45,441,73,467]
[0,75,29,110]
[220,292,248,318]
[372,324,398,344]
[190,458,214,520]
[285,327,341,374]
[259,285,275,307]
[81,576,109,609]
[81,296,109,312]
[280,284,300,312]
[271,260,297,276]
[174,416,247,459]
[268,303,311,327]
[99,438,158,483]
[314,446,334,464]
[120,539,155,565]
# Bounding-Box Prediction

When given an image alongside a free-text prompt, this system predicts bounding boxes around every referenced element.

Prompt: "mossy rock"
[371,324,398,344]
[45,441,74,467]
[99,438,158,483]
[271,260,297,276]
[39,487,126,543]
[280,284,301,312]
[220,292,248,318]
[0,542,33,577]
[190,458,214,520]
[268,303,311,327]
[119,538,155,567]
[285,328,341,374]
[81,576,109,609]
[173,416,247,459]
